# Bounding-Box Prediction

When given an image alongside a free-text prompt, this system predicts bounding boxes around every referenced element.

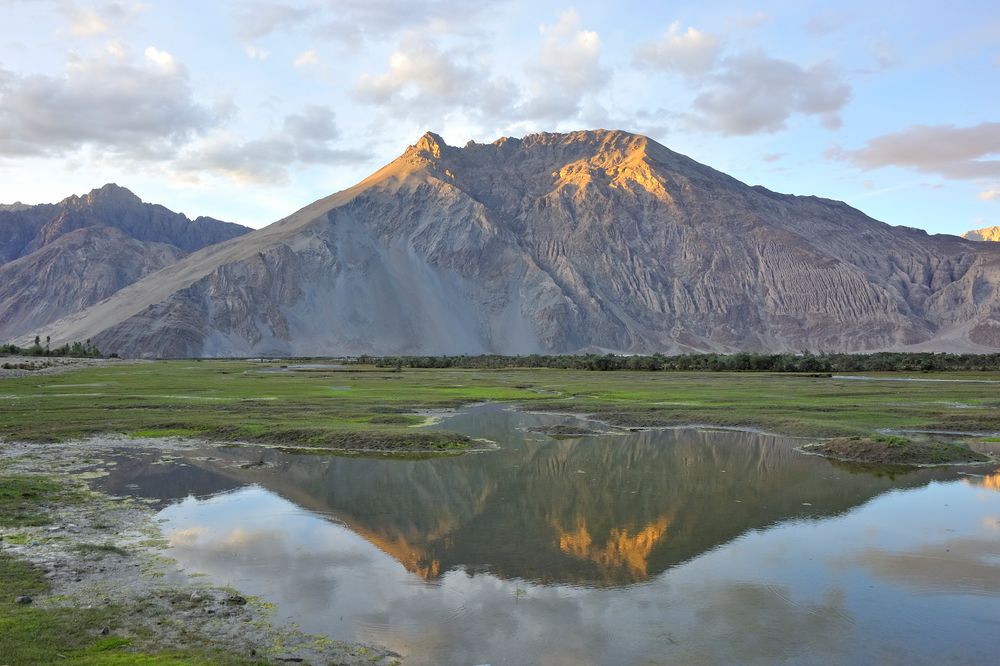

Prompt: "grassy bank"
[2,361,1000,446]
[0,472,256,665]
[807,435,991,465]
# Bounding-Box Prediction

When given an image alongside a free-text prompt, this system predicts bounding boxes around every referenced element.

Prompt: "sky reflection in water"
[133,405,1000,665]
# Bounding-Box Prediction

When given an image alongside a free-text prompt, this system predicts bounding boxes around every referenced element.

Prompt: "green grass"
[0,472,258,664]
[1,361,1000,447]
[814,436,990,465]
[0,475,69,527]
[0,554,259,665]
[74,542,130,557]
[128,428,201,438]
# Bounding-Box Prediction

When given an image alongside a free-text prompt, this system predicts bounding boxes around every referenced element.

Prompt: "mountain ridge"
[0,185,251,341]
[19,130,1000,357]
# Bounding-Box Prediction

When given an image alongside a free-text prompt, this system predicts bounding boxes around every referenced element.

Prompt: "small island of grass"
[808,434,991,466]
[528,423,605,438]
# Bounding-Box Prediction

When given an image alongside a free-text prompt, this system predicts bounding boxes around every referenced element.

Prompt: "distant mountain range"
[963,225,1000,242]
[9,130,1000,356]
[0,184,250,341]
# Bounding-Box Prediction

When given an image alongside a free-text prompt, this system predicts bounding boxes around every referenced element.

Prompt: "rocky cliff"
[23,131,1000,356]
[0,185,250,340]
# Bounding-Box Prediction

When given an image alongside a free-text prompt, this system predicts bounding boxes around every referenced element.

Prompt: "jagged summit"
[21,129,1000,357]
[59,183,143,209]
[408,128,650,159]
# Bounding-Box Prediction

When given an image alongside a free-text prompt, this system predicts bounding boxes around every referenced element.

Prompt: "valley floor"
[3,360,1000,445]
[2,361,1000,663]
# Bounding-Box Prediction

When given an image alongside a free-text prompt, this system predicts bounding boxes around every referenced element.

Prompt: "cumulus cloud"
[518,9,609,121]
[979,187,1000,201]
[352,9,608,127]
[355,36,481,107]
[634,22,720,76]
[833,122,1000,179]
[691,52,851,135]
[144,45,178,72]
[0,48,221,159]
[634,22,851,136]
[173,105,370,185]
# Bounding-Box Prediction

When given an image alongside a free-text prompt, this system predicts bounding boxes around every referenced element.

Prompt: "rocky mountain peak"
[408,131,448,159]
[59,183,143,211]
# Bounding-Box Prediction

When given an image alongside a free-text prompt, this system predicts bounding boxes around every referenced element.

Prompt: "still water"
[100,404,1000,665]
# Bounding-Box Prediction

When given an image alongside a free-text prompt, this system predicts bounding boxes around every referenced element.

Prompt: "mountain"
[23,130,1000,357]
[963,225,1000,242]
[0,184,250,341]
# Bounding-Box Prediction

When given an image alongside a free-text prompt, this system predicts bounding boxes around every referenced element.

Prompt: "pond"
[97,404,1000,665]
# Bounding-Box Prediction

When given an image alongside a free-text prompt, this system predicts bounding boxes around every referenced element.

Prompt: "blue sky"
[1,0,998,234]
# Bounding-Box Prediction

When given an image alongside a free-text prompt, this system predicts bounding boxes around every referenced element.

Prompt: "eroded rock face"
[24,130,1000,357]
[0,185,250,341]
[963,225,1000,242]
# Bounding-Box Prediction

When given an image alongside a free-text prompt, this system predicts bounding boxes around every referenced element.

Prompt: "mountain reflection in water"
[102,404,991,587]
[98,404,1000,665]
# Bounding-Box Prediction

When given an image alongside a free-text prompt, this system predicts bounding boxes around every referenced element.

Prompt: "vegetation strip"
[3,361,1000,445]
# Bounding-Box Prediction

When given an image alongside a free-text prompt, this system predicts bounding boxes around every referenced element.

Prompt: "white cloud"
[144,45,177,73]
[352,9,608,128]
[634,22,720,76]
[293,48,320,68]
[833,122,1000,179]
[980,187,1000,201]
[518,9,609,121]
[353,35,496,117]
[691,52,851,135]
[0,50,219,159]
[173,106,370,185]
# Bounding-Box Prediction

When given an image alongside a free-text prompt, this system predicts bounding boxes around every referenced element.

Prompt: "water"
[99,404,1000,665]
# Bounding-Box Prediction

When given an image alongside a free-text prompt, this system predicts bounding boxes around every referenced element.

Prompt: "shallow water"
[99,404,1000,665]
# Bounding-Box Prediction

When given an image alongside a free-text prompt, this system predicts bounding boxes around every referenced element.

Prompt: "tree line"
[0,336,103,358]
[353,352,1000,372]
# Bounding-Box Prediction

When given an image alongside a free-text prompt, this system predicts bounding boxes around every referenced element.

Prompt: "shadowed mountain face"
[0,184,250,341]
[25,131,1000,356]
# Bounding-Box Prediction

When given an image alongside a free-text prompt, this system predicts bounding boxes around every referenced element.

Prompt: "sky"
[0,1,998,235]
